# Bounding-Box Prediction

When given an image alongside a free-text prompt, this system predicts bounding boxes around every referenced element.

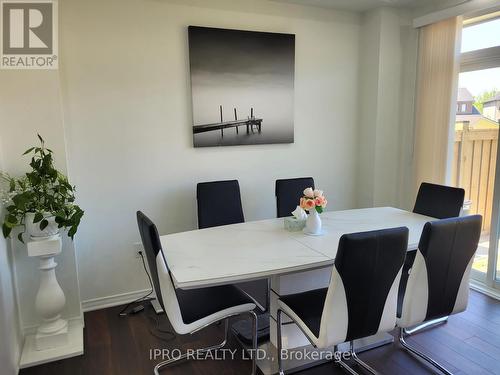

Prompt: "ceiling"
[270,0,444,12]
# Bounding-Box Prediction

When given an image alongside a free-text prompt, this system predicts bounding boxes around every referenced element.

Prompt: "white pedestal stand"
[19,234,84,368]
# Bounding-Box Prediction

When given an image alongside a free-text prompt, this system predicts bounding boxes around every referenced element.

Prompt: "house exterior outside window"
[483,93,500,122]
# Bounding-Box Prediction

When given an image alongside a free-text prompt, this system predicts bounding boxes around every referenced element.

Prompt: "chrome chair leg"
[154,319,229,375]
[349,341,379,375]
[266,277,271,312]
[276,310,359,375]
[277,309,285,375]
[154,352,188,375]
[249,310,258,375]
[330,344,358,375]
[404,316,448,335]
[337,359,360,375]
[238,278,270,312]
[399,328,453,375]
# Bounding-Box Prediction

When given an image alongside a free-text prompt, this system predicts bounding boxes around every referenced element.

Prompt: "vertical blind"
[413,16,463,192]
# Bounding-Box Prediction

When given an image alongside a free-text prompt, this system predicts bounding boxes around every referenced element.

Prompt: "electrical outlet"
[133,242,143,258]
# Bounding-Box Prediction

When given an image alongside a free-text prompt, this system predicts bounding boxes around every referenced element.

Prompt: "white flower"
[303,187,314,198]
[313,189,323,197]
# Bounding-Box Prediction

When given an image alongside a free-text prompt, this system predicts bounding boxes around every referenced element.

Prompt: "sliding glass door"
[454,68,500,284]
[452,14,500,293]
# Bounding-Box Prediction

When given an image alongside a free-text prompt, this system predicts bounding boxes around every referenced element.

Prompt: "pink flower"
[302,187,328,210]
[299,197,307,210]
[304,198,315,210]
[303,187,314,198]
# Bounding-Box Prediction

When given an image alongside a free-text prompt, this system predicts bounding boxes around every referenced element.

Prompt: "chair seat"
[279,288,328,337]
[176,284,255,324]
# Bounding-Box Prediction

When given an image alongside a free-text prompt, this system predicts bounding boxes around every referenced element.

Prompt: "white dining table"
[160,207,433,289]
[160,207,435,374]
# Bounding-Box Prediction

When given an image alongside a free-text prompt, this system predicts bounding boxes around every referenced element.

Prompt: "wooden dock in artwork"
[193,106,262,137]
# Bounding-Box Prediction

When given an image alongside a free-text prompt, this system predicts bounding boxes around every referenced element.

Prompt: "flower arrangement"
[299,187,327,214]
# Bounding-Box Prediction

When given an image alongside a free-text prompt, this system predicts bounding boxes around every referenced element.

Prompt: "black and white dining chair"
[275,177,315,218]
[276,227,409,375]
[399,182,466,328]
[197,180,244,229]
[397,215,482,375]
[136,211,258,375]
[413,182,465,219]
[197,179,269,313]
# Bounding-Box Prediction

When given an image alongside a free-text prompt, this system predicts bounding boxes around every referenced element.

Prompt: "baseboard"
[81,288,152,312]
[470,280,500,300]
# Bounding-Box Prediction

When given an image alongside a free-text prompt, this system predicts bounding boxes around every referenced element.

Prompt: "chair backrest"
[413,182,465,219]
[136,211,168,311]
[275,177,315,218]
[398,215,482,328]
[136,211,188,334]
[197,180,244,229]
[317,227,408,347]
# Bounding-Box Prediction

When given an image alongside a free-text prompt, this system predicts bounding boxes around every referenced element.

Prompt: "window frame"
[457,17,500,292]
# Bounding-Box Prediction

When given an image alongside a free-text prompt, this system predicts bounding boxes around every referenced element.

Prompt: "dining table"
[160,206,435,374]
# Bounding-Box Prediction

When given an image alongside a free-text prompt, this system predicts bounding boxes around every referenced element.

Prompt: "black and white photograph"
[188,26,295,147]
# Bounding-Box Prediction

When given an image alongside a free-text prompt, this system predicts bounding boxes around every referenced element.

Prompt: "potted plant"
[1,134,84,242]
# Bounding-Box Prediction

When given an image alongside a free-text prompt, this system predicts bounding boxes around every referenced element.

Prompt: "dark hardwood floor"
[21,290,500,375]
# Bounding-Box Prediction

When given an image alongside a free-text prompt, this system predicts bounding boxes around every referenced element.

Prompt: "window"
[452,13,500,294]
[462,16,500,53]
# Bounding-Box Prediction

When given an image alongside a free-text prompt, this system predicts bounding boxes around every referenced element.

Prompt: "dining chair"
[276,227,409,375]
[275,177,315,218]
[196,179,270,341]
[413,182,465,219]
[197,180,244,229]
[399,182,466,331]
[136,211,258,375]
[197,179,268,300]
[397,215,482,375]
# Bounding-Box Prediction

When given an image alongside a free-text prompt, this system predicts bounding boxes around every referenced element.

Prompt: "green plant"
[474,89,499,113]
[1,134,84,242]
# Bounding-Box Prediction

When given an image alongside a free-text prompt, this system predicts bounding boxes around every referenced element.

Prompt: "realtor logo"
[1,0,58,69]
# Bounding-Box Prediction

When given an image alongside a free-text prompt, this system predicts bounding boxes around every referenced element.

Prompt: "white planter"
[304,208,322,235]
[25,212,60,240]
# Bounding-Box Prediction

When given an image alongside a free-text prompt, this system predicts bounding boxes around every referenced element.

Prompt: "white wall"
[58,0,361,303]
[357,9,381,207]
[0,145,22,375]
[396,11,420,209]
[357,7,419,209]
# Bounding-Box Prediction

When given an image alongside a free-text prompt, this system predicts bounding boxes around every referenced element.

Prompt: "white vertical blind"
[413,16,463,192]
